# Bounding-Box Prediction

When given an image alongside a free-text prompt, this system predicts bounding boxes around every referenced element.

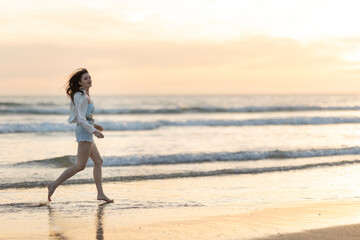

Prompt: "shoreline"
[1,182,360,239]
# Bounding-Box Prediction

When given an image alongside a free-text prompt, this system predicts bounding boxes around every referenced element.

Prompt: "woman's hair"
[65,68,88,103]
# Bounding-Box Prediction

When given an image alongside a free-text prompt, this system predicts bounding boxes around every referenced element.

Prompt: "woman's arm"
[74,93,97,134]
[94,123,104,131]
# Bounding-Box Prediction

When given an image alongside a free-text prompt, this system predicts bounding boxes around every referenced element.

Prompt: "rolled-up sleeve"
[74,93,97,134]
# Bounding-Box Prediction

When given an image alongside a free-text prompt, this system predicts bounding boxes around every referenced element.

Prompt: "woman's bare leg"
[47,141,93,201]
[90,142,113,203]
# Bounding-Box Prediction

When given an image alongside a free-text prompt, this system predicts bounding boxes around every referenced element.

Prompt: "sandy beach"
[99,199,360,240]
[256,224,360,240]
[3,95,360,239]
[2,175,360,240]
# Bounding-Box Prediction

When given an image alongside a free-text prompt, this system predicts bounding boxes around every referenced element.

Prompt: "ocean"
[2,94,360,209]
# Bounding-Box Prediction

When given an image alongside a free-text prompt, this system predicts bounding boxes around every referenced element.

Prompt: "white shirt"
[67,90,97,133]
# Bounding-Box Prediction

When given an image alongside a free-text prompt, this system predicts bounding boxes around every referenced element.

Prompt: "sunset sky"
[1,0,360,95]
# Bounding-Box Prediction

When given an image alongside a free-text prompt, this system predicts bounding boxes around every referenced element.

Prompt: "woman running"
[47,68,113,203]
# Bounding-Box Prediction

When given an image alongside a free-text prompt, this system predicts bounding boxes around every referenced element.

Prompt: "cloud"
[2,0,360,46]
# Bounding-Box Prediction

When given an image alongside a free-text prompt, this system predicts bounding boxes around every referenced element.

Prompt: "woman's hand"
[93,131,104,139]
[94,124,104,132]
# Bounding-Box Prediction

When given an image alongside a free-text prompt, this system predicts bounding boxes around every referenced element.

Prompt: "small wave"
[0,108,69,115]
[0,102,26,107]
[0,202,49,208]
[17,146,360,168]
[15,155,76,168]
[97,147,360,166]
[0,200,202,213]
[2,116,360,133]
[36,102,58,106]
[0,122,75,133]
[2,105,360,115]
[0,100,58,106]
[3,159,360,190]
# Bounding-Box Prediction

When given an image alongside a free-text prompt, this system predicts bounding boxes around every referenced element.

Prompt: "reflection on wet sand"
[96,203,109,240]
[47,203,110,240]
[48,205,68,240]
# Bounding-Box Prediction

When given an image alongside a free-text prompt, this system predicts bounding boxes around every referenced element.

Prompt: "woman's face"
[79,72,92,89]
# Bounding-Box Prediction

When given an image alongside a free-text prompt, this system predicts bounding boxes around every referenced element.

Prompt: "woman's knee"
[75,164,87,171]
[93,158,103,167]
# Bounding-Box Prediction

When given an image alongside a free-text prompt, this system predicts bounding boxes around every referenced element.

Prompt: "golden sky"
[1,0,360,95]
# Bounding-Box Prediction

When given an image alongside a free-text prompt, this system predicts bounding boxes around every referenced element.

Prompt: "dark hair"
[65,68,88,103]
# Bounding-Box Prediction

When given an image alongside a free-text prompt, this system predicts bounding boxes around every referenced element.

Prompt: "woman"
[47,68,113,203]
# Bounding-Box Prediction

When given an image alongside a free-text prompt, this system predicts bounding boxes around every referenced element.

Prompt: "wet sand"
[1,177,360,239]
[100,199,360,240]
[255,223,360,240]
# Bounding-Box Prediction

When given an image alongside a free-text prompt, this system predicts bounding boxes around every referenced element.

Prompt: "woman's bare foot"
[97,194,114,203]
[47,183,56,202]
